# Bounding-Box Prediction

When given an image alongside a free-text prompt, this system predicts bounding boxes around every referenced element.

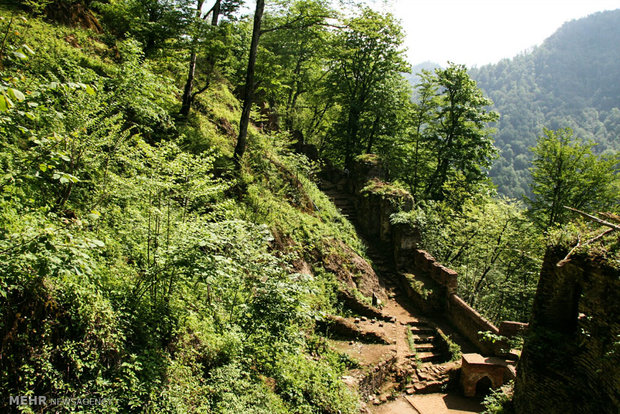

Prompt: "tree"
[414,196,543,323]
[388,64,498,205]
[256,0,334,135]
[422,64,499,202]
[95,0,194,55]
[233,0,333,165]
[525,127,619,230]
[388,69,438,201]
[233,0,264,167]
[328,7,409,168]
[363,71,411,155]
[179,0,243,118]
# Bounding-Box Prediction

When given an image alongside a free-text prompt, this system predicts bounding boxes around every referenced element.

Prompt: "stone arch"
[475,376,493,396]
[460,354,507,397]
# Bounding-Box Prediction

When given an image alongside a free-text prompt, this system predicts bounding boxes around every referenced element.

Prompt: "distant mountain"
[406,61,441,89]
[411,61,441,73]
[469,9,620,198]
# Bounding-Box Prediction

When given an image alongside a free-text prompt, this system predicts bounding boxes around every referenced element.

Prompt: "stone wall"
[446,294,500,355]
[498,321,528,338]
[514,247,620,413]
[412,249,458,295]
[344,156,509,356]
[357,354,398,398]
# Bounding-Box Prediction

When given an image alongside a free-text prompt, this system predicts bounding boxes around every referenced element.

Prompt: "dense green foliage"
[394,195,543,324]
[525,128,619,230]
[387,64,499,206]
[470,9,620,198]
[327,7,410,167]
[1,1,618,411]
[0,6,364,412]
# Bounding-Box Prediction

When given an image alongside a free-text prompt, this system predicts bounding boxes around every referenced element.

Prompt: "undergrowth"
[0,6,364,413]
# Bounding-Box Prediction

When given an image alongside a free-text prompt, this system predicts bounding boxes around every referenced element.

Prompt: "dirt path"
[371,393,484,414]
[371,397,419,414]
[403,394,484,414]
[320,179,484,413]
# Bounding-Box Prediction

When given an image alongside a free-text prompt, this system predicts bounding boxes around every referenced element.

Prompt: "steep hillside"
[470,9,620,197]
[0,6,389,412]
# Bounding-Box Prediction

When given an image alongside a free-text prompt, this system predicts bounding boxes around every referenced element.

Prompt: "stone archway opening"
[475,376,493,396]
[460,353,508,397]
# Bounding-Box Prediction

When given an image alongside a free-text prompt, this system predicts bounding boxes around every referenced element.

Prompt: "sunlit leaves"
[525,127,619,230]
[328,7,410,166]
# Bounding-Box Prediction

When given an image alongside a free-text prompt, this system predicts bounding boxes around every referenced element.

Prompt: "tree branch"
[191,79,211,99]
[201,1,216,20]
[563,206,620,231]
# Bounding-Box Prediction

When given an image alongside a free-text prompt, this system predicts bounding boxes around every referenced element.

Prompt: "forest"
[469,9,620,198]
[0,0,618,413]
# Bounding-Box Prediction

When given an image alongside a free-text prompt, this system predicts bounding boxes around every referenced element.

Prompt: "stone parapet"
[498,321,528,338]
[343,157,511,357]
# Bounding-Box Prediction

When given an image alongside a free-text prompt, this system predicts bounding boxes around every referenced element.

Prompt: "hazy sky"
[383,0,620,67]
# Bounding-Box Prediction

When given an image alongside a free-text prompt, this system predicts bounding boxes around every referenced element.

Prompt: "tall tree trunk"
[180,50,198,118]
[233,0,264,167]
[210,0,220,26]
[180,0,221,119]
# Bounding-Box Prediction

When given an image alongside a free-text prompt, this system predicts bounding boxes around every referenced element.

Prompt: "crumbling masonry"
[514,246,620,413]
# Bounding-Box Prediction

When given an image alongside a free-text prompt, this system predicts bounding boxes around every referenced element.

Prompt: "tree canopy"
[525,127,619,230]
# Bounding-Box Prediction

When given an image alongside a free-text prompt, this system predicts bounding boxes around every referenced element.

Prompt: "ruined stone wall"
[345,156,508,356]
[357,355,398,398]
[411,249,458,295]
[446,294,500,355]
[514,247,620,414]
[498,321,528,338]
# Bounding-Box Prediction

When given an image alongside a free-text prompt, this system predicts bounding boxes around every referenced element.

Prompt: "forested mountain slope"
[0,4,379,412]
[0,1,617,412]
[470,9,620,198]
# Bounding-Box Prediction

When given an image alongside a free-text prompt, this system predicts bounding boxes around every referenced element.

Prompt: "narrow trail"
[321,179,484,414]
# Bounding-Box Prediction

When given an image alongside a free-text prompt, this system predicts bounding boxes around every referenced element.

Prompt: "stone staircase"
[322,186,358,223]
[409,322,444,363]
[321,180,448,366]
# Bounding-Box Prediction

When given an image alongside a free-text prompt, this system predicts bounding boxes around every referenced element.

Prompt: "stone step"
[368,254,390,262]
[409,380,447,395]
[411,335,435,344]
[415,352,443,363]
[369,258,389,266]
[414,343,436,352]
[374,266,391,274]
[408,320,431,327]
[327,200,353,206]
[410,327,435,335]
[327,193,351,198]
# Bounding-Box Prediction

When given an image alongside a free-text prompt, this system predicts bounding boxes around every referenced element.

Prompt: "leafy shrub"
[482,382,514,414]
